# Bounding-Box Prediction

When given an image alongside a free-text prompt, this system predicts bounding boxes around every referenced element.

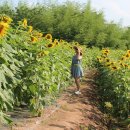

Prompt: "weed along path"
[10,70,106,130]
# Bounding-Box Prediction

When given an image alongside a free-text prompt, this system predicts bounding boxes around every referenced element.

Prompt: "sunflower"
[124,64,128,68]
[105,61,112,66]
[60,39,64,43]
[105,102,113,109]
[31,36,38,43]
[31,30,42,37]
[28,26,33,33]
[45,34,52,40]
[2,16,12,24]
[101,55,106,59]
[102,49,110,54]
[118,60,122,63]
[111,66,118,70]
[37,32,43,37]
[97,57,102,63]
[121,56,126,61]
[43,51,49,55]
[53,39,59,45]
[75,42,79,45]
[70,46,73,49]
[125,53,130,58]
[23,18,27,28]
[37,51,49,58]
[119,62,124,67]
[103,52,108,56]
[0,21,9,38]
[106,63,111,67]
[120,63,129,68]
[105,58,110,62]
[105,50,109,53]
[110,62,115,65]
[47,43,54,48]
[127,50,130,54]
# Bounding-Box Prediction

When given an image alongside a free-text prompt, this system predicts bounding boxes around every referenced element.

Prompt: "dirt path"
[10,70,107,130]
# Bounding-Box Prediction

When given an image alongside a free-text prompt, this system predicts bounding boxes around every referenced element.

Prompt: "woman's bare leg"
[74,77,80,91]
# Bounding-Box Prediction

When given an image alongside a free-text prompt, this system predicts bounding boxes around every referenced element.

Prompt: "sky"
[0,0,130,27]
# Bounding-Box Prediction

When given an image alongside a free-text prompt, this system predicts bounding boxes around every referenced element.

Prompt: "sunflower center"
[0,25,4,33]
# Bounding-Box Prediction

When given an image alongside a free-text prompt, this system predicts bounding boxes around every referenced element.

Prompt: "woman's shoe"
[75,91,81,95]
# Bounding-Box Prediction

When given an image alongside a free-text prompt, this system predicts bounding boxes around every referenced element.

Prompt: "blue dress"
[71,55,84,78]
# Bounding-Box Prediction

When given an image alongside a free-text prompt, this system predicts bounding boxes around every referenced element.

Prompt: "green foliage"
[0,2,15,17]
[0,1,130,126]
[0,42,21,124]
[104,23,126,49]
[95,49,130,122]
[85,47,100,67]
[96,66,129,119]
[0,16,88,122]
[123,27,130,49]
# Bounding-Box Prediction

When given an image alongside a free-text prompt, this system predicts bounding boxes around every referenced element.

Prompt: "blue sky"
[1,0,130,27]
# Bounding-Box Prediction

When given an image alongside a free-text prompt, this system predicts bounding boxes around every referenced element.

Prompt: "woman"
[71,46,84,95]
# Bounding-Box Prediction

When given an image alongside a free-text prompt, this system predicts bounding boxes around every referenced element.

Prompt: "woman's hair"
[73,46,78,51]
[80,51,82,56]
[73,46,82,56]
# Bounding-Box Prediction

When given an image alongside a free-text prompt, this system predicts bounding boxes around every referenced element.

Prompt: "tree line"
[0,0,130,49]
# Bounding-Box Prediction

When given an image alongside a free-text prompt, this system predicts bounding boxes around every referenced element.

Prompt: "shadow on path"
[62,69,107,130]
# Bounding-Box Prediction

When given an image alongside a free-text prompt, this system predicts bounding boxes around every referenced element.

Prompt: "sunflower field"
[95,48,130,125]
[0,15,90,124]
[0,14,130,128]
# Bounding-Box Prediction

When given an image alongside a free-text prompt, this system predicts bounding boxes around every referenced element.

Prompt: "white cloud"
[91,0,130,26]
